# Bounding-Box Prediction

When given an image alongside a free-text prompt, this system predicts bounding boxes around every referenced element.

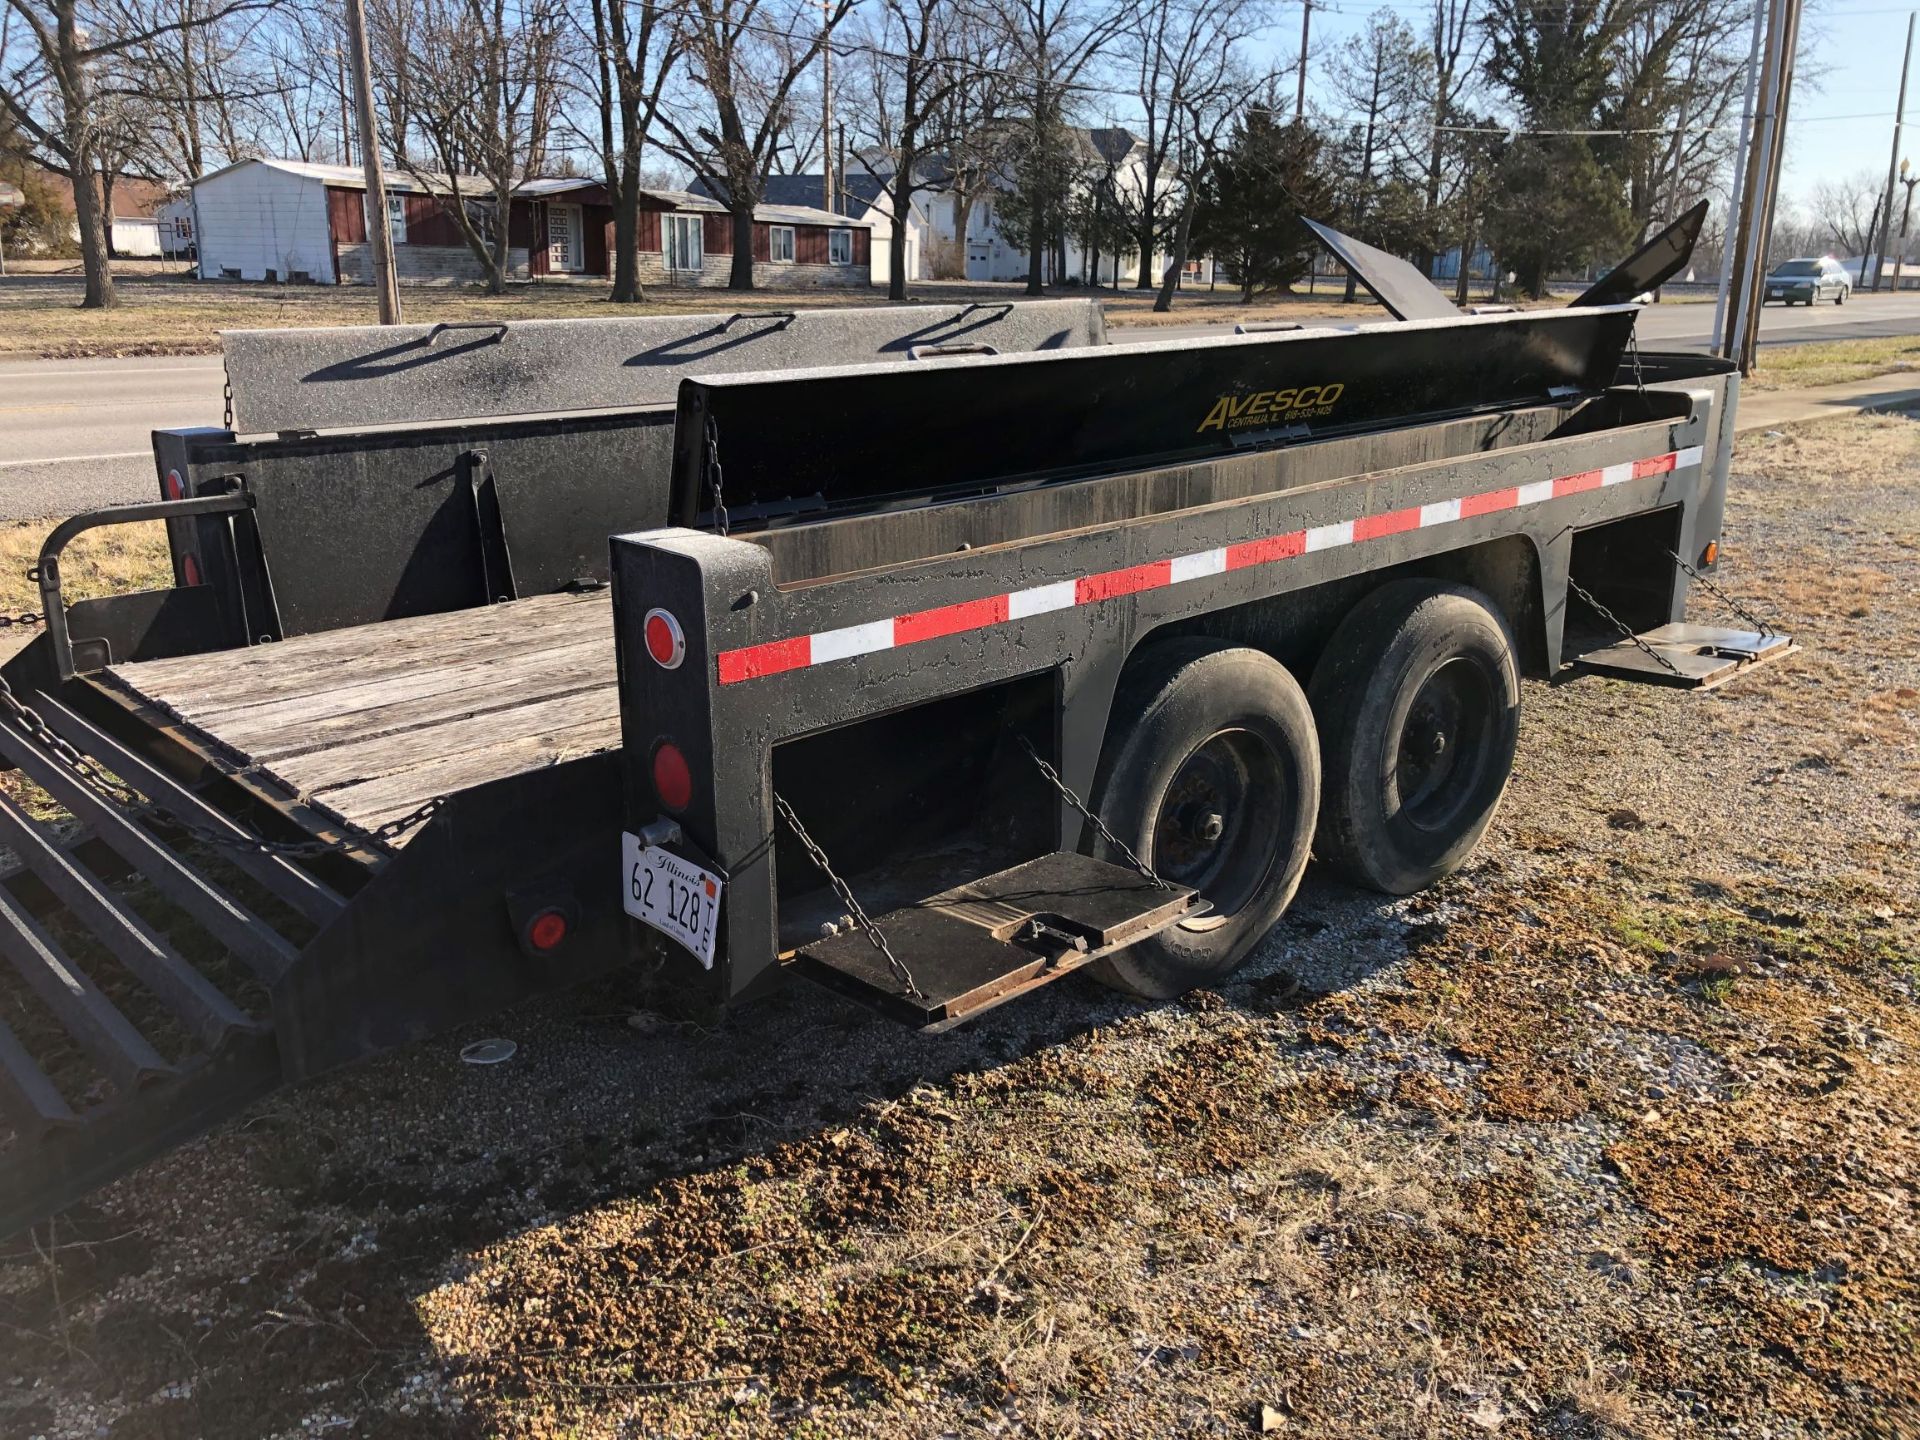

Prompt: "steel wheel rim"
[1392,656,1497,833]
[1150,727,1289,930]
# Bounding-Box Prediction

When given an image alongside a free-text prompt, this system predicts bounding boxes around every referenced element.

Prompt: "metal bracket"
[35,493,256,680]
[464,449,520,604]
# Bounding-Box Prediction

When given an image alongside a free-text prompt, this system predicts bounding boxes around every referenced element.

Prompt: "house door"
[664,213,703,274]
[546,204,583,273]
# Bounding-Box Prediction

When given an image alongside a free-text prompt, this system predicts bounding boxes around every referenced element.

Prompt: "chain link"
[704,417,730,537]
[1013,734,1172,888]
[0,674,438,859]
[1566,576,1682,676]
[774,791,923,999]
[0,612,43,628]
[223,369,235,433]
[1665,547,1777,637]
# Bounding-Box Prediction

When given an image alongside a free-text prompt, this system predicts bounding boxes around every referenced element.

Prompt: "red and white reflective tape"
[716,445,1704,685]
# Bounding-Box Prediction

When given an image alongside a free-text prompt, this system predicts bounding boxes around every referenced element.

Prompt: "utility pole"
[1721,0,1803,374]
[344,0,401,324]
[1711,0,1767,352]
[1295,0,1311,120]
[1874,12,1915,292]
[1896,160,1919,289]
[821,0,834,214]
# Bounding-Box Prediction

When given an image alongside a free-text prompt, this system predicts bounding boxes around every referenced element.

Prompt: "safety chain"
[222,368,235,432]
[1566,576,1681,676]
[773,792,923,998]
[1014,734,1172,889]
[1665,547,1777,637]
[1626,331,1647,401]
[0,675,440,859]
[0,612,43,629]
[704,416,730,537]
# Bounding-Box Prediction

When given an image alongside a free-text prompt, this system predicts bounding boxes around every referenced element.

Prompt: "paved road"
[3,291,1919,521]
[0,356,223,521]
[1129,289,1920,347]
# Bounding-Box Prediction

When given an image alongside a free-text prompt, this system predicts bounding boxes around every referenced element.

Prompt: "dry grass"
[0,517,171,614]
[1744,334,1920,391]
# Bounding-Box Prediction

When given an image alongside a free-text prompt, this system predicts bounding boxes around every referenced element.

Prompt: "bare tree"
[1122,0,1267,289]
[657,0,852,291]
[105,0,284,180]
[1325,11,1427,298]
[848,0,985,300]
[1611,0,1750,235]
[993,0,1128,295]
[579,0,675,302]
[1808,171,1882,260]
[2,0,276,306]
[1410,0,1484,274]
[1147,59,1261,310]
[370,0,565,294]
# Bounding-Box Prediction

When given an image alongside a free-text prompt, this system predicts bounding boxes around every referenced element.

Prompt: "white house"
[872,128,1173,287]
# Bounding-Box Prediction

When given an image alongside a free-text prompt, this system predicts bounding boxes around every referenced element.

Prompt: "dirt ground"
[1,414,1916,1439]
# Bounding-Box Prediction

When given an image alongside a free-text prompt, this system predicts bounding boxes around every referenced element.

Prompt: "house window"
[386,194,407,244]
[828,227,853,265]
[769,225,795,263]
[665,213,704,271]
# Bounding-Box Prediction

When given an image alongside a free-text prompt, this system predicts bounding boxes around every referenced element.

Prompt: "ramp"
[0,685,352,1236]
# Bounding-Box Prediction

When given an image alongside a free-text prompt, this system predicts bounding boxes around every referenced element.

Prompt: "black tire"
[1308,581,1521,895]
[1084,639,1320,1000]
[1836,289,1846,305]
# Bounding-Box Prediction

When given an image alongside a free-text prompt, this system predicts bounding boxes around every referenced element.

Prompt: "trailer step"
[1571,622,1798,690]
[788,851,1203,1030]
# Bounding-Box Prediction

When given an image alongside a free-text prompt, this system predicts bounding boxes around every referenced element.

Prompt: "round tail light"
[652,740,693,811]
[163,469,184,500]
[525,908,568,952]
[183,554,203,587]
[643,608,685,669]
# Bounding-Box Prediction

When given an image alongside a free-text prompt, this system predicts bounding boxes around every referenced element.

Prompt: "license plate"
[622,832,723,968]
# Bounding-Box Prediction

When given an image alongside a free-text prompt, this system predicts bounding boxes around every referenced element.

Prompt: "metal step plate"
[1573,622,1798,690]
[788,851,1203,1030]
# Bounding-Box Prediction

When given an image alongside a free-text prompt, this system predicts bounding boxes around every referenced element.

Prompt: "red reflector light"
[652,740,693,811]
[526,908,568,952]
[182,554,203,587]
[163,469,184,500]
[643,607,685,669]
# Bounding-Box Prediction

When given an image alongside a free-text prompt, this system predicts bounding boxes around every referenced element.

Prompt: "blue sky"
[1153,0,1910,209]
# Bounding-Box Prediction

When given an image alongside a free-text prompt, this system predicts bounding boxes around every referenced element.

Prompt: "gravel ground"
[2,414,1916,1440]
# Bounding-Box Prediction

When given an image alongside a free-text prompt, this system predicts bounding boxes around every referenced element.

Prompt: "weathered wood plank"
[298,715,623,832]
[213,639,613,760]
[266,685,623,796]
[112,592,613,715]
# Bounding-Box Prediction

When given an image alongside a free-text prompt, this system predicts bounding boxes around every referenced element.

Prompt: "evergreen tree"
[1479,0,1639,295]
[1189,109,1335,300]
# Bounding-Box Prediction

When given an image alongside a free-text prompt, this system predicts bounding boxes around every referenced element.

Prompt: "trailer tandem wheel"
[1308,581,1521,896]
[1085,640,1320,1000]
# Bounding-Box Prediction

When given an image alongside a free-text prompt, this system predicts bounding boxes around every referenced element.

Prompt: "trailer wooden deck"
[96,591,620,841]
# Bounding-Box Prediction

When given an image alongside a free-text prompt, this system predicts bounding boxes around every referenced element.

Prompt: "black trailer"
[0,224,1792,1237]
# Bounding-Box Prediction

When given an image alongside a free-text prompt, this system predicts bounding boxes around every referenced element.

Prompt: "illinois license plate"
[621,832,723,969]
